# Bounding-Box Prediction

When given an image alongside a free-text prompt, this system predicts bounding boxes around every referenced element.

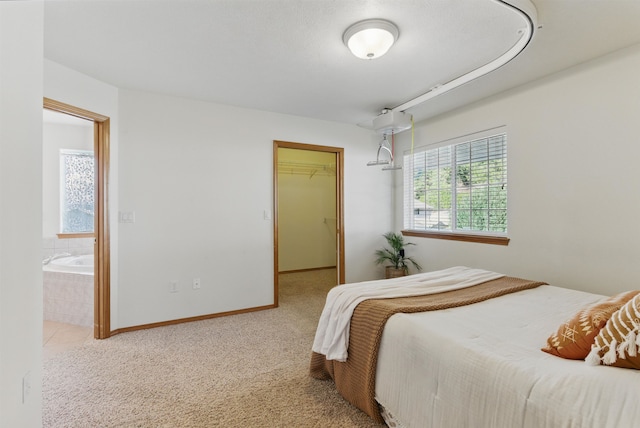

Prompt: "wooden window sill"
[402,230,510,246]
[56,232,95,239]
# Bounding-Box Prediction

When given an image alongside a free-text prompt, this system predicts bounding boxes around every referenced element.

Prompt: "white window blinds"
[403,130,507,235]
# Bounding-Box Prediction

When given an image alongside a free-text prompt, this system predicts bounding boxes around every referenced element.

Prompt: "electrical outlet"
[169,280,178,293]
[193,278,201,290]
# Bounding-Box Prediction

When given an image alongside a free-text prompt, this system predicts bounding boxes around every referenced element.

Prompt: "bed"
[310,267,640,428]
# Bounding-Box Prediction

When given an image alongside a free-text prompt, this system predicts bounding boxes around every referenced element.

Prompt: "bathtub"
[43,254,94,275]
[43,254,94,326]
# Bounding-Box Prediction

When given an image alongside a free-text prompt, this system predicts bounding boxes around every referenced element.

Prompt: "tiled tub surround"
[43,271,93,327]
[42,235,93,259]
[43,236,94,327]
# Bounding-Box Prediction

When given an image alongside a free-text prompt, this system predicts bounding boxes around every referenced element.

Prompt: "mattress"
[375,285,640,428]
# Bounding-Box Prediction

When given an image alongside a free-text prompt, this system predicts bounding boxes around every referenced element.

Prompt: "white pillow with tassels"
[586,293,640,369]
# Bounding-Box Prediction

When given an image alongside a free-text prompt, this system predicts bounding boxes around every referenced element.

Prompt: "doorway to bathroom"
[42,98,111,340]
[273,141,345,306]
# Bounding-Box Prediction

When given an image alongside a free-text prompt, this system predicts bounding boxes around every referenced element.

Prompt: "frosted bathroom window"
[60,150,95,233]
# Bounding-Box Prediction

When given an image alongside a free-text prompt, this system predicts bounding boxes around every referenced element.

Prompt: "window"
[60,149,95,233]
[403,129,508,244]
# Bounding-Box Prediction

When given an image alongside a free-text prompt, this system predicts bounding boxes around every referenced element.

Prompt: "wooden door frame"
[273,140,345,306]
[43,98,111,339]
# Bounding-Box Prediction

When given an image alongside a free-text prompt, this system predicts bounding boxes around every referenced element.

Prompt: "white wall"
[117,89,391,328]
[393,44,640,295]
[44,59,121,328]
[42,121,94,237]
[43,61,393,331]
[0,2,43,426]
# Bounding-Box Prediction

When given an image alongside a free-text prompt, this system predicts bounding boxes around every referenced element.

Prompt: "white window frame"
[60,149,95,234]
[402,127,509,246]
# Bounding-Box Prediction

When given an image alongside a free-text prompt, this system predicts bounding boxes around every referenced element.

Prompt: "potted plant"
[375,232,423,278]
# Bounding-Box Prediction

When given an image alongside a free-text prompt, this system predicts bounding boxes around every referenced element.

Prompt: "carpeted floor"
[42,269,385,427]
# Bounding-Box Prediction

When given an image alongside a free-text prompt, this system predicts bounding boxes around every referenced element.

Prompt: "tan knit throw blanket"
[309,276,546,422]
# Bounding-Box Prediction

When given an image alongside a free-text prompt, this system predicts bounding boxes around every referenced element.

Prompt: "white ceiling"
[43,0,640,127]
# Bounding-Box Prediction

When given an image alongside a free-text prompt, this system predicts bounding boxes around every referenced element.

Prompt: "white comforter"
[312,266,504,362]
[375,285,640,428]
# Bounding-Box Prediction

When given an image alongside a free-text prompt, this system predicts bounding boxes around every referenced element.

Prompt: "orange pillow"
[542,290,640,360]
[586,293,640,369]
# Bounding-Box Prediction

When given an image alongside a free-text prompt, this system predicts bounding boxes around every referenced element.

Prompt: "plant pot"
[385,266,407,279]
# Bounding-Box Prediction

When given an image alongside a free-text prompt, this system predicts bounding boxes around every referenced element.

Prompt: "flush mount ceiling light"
[343,19,399,60]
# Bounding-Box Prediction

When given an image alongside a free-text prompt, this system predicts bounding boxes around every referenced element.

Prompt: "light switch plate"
[119,211,136,223]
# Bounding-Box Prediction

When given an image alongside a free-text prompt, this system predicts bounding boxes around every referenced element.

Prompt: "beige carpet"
[43,269,385,427]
